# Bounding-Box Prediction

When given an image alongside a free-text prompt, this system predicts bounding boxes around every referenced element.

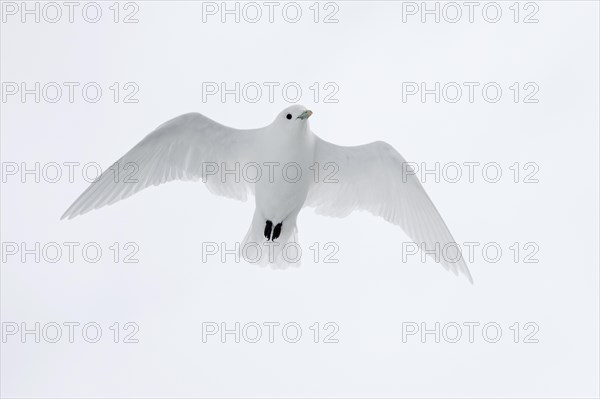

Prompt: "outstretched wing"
[61,113,258,220]
[306,137,473,282]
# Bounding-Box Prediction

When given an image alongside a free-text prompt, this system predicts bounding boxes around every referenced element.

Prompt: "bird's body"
[62,105,473,282]
[254,115,314,224]
[241,106,316,264]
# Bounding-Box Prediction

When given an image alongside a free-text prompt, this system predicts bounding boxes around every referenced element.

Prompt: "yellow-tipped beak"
[297,110,313,120]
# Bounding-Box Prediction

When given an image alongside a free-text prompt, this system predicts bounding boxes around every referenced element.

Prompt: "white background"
[1,1,599,397]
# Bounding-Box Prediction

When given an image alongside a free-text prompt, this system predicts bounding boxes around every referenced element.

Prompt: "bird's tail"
[240,209,301,268]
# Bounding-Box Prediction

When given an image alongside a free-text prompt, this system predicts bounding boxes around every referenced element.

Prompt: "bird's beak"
[297,110,313,120]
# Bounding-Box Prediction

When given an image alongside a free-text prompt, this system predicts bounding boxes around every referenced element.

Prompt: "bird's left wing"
[306,136,473,282]
[61,113,258,219]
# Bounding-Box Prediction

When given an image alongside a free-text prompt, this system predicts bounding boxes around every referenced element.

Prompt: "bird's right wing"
[62,113,258,219]
[306,137,472,282]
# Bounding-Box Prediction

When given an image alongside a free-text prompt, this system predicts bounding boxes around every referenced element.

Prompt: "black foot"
[272,222,282,240]
[264,220,273,240]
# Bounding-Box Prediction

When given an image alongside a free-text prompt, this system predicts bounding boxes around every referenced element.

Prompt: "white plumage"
[62,105,472,282]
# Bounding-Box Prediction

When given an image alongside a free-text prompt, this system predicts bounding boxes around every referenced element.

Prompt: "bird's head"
[273,105,313,131]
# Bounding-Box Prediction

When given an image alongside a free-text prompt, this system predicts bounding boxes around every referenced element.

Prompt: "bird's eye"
[286,114,292,120]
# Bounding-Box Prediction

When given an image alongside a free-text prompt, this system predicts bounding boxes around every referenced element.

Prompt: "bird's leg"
[264,220,273,241]
[272,222,283,241]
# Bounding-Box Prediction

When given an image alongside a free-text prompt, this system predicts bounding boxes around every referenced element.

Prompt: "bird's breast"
[253,131,315,220]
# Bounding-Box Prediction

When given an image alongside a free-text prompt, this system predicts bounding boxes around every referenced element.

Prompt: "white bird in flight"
[62,105,473,282]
